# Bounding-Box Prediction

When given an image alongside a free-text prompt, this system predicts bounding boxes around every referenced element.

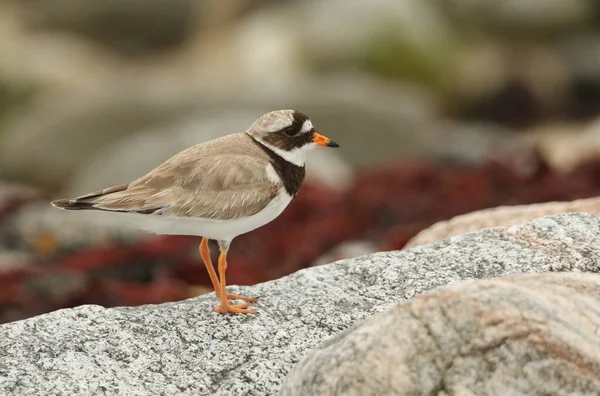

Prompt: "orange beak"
[312,131,340,147]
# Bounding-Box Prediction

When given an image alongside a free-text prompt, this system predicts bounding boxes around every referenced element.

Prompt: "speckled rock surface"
[0,212,599,395]
[282,272,600,396]
[405,196,600,248]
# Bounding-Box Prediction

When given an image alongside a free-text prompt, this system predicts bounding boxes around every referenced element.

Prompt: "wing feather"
[52,134,281,220]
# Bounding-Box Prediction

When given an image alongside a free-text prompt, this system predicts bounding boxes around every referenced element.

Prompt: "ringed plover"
[52,110,340,314]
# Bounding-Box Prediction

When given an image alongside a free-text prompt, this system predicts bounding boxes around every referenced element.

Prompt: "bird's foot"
[225,293,258,303]
[212,301,257,315]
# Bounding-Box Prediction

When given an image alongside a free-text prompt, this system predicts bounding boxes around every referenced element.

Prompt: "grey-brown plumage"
[52,134,281,220]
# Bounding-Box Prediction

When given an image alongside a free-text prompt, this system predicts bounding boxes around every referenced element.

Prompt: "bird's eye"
[283,126,298,136]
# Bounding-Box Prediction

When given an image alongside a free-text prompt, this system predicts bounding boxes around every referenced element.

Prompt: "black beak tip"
[327,140,340,148]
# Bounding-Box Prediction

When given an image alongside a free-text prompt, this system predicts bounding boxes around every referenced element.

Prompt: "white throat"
[258,140,313,167]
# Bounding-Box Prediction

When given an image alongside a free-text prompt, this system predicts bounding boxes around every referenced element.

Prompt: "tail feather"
[51,199,96,210]
[51,183,130,211]
[51,183,164,215]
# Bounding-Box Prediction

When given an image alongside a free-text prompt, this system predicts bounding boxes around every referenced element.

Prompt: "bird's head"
[246,110,339,166]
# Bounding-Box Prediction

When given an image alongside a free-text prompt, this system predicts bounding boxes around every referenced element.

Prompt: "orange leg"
[199,237,221,295]
[212,248,257,315]
[198,238,258,304]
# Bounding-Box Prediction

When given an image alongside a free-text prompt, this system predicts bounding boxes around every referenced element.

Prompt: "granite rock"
[282,272,600,396]
[405,196,600,248]
[0,212,599,395]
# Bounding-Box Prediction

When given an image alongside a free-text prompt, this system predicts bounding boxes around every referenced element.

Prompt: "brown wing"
[52,134,281,220]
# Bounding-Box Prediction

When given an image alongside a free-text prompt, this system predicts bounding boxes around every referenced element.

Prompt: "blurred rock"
[187,0,455,93]
[298,0,455,89]
[282,272,600,396]
[0,180,44,258]
[455,41,568,127]
[461,79,546,127]
[0,79,36,140]
[0,251,34,274]
[23,271,87,302]
[17,0,195,56]
[0,180,39,216]
[558,31,600,84]
[443,0,595,36]
[0,2,117,89]
[557,32,600,119]
[1,212,599,395]
[310,240,378,267]
[524,122,585,171]
[523,118,600,172]
[417,120,522,164]
[453,39,512,103]
[305,149,352,191]
[405,196,600,248]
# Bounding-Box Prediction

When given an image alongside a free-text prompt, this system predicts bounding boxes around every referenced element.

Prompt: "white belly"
[125,189,293,242]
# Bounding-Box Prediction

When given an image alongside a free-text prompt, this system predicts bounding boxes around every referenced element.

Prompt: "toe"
[226,293,259,303]
[212,303,258,315]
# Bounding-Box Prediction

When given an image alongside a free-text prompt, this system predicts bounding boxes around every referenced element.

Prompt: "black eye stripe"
[262,111,314,151]
[279,111,310,136]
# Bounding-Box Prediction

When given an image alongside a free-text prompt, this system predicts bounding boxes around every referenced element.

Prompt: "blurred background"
[2,0,600,323]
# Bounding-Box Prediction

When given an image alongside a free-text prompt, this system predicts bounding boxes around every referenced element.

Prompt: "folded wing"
[52,135,280,220]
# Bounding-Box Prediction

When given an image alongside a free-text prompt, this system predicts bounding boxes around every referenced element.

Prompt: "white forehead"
[300,119,313,133]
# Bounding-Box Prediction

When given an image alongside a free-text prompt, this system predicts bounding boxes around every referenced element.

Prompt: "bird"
[51,110,340,314]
